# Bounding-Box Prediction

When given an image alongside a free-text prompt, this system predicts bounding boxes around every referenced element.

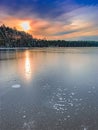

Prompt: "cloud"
[48,5,98,40]
[0,0,79,19]
[0,0,98,40]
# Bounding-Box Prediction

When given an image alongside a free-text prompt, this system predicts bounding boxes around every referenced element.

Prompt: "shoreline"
[0,46,98,49]
[0,47,29,50]
[0,46,98,50]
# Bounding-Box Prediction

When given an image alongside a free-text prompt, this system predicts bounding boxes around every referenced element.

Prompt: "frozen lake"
[0,48,98,130]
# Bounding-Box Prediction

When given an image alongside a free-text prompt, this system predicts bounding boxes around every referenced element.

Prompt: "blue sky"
[0,0,98,40]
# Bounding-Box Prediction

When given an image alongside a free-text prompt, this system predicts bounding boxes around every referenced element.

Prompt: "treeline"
[0,25,33,47]
[0,25,98,47]
[33,40,98,47]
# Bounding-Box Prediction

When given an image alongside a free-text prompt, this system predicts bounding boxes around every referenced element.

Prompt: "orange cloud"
[0,5,98,40]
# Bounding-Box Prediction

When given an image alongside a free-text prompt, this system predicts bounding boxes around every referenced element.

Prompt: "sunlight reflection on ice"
[25,51,31,80]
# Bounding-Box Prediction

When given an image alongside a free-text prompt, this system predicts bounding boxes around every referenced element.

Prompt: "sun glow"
[20,21,30,31]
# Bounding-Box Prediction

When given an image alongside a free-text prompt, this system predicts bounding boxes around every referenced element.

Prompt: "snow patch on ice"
[23,120,35,129]
[12,84,21,88]
[23,115,26,119]
[71,92,75,96]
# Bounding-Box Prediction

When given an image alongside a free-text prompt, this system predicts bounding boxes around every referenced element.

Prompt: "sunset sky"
[0,0,98,40]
